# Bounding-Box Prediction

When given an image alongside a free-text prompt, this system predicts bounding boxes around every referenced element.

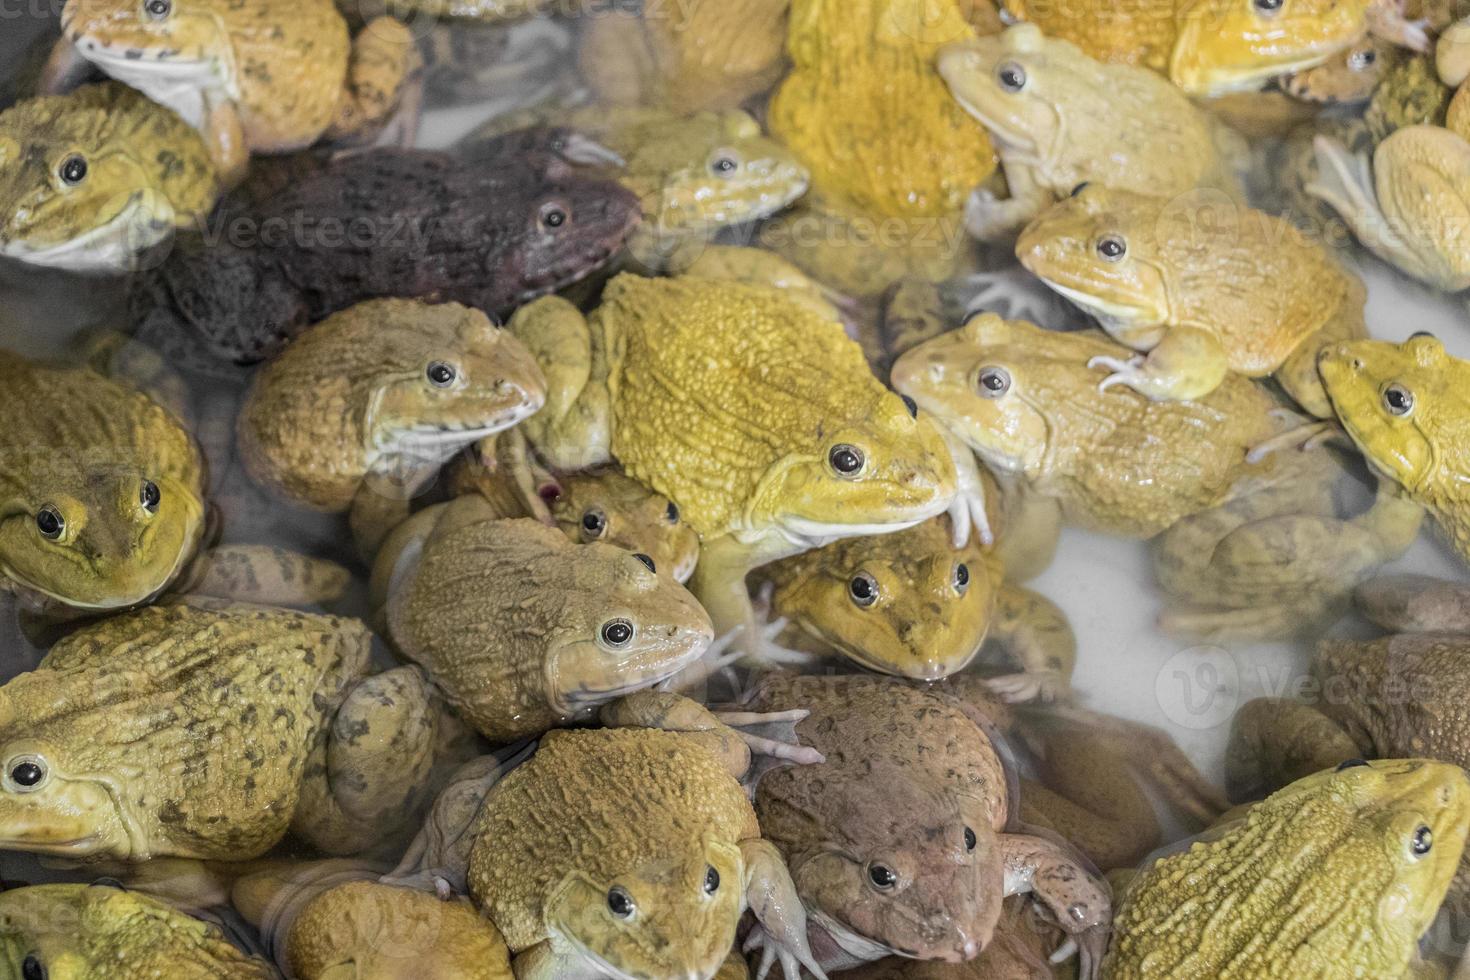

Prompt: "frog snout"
[1318,343,1361,370]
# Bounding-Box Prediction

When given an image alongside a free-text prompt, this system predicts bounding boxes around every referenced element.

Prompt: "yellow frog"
[1318,333,1470,565]
[52,0,417,183]
[0,83,217,273]
[937,24,1241,242]
[1000,0,1371,96]
[1016,183,1367,414]
[505,273,956,653]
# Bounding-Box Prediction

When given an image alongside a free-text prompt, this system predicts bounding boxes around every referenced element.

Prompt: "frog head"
[1316,335,1456,494]
[1170,0,1369,96]
[774,519,992,680]
[549,468,701,584]
[544,837,744,980]
[0,85,211,272]
[60,0,231,85]
[497,178,643,312]
[1015,184,1171,346]
[936,26,1070,166]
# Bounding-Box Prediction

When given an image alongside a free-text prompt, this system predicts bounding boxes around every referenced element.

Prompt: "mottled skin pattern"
[237,299,546,533]
[891,316,1279,539]
[1282,36,1393,103]
[1103,760,1470,979]
[0,884,276,979]
[1319,335,1470,563]
[937,25,1237,242]
[384,513,714,743]
[576,0,788,112]
[1309,123,1470,291]
[744,674,1109,976]
[0,83,216,272]
[1016,184,1367,414]
[132,148,643,363]
[56,0,416,182]
[1000,0,1370,96]
[1367,54,1451,143]
[507,274,956,646]
[0,350,206,614]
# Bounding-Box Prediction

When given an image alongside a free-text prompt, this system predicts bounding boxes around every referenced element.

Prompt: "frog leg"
[741,837,828,980]
[1307,135,1437,284]
[504,297,613,472]
[1366,0,1431,52]
[1224,697,1363,802]
[964,160,1052,243]
[201,92,249,188]
[325,17,420,144]
[1355,573,1470,633]
[179,545,351,606]
[1087,326,1230,401]
[982,583,1075,704]
[998,832,1110,980]
[659,615,801,695]
[691,534,801,660]
[991,485,1061,583]
[37,38,95,94]
[291,666,444,858]
[937,423,994,547]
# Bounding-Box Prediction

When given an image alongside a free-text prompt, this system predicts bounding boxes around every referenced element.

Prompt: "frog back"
[1001,0,1178,71]
[225,0,351,148]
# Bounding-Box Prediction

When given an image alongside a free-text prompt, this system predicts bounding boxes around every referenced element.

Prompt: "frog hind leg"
[1087,326,1230,402]
[1275,290,1369,418]
[982,583,1075,705]
[1355,573,1470,633]
[1306,135,1433,283]
[740,837,829,980]
[37,38,96,95]
[181,545,352,606]
[1224,697,1363,803]
[202,93,250,188]
[326,17,421,144]
[998,832,1110,980]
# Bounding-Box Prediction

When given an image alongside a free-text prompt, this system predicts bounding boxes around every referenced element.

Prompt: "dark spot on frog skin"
[158,801,186,825]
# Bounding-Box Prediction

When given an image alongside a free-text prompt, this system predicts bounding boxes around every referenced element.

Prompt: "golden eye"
[1381,383,1414,417]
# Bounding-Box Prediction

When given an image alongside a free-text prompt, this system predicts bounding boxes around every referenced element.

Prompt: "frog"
[1317,333,1470,563]
[1015,183,1368,415]
[890,314,1281,541]
[1251,114,1373,238]
[386,690,826,980]
[1366,52,1452,142]
[998,0,1373,97]
[504,272,957,654]
[0,600,477,862]
[1309,124,1470,291]
[51,0,419,185]
[379,505,716,743]
[737,673,1111,977]
[831,897,1066,979]
[1152,446,1424,642]
[0,83,217,273]
[231,860,515,979]
[0,883,277,979]
[1102,758,1470,979]
[236,298,548,558]
[131,144,643,364]
[576,0,789,113]
[1281,35,1396,104]
[936,24,1242,243]
[418,16,575,108]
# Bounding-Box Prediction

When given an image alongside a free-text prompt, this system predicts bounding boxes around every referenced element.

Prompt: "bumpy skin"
[891,316,1279,539]
[0,350,206,614]
[1001,0,1370,96]
[237,299,546,519]
[938,25,1237,241]
[576,0,788,112]
[1367,53,1451,143]
[1319,334,1470,563]
[1103,759,1470,979]
[0,83,216,272]
[745,674,1109,975]
[1016,183,1367,413]
[1309,123,1470,291]
[132,148,643,363]
[385,514,714,743]
[510,273,957,643]
[0,884,275,979]
[57,0,416,181]
[768,0,996,220]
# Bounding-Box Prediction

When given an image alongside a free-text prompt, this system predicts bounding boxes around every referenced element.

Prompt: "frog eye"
[1096,234,1126,262]
[35,506,64,541]
[704,865,720,894]
[964,826,976,851]
[953,562,970,595]
[709,152,740,177]
[426,361,457,388]
[1252,0,1283,15]
[849,572,879,607]
[900,394,918,419]
[996,60,1027,92]
[1412,825,1433,856]
[539,202,569,229]
[6,756,46,793]
[607,886,635,918]
[633,553,655,573]
[1381,383,1414,417]
[977,366,1011,398]
[140,480,161,514]
[867,864,898,890]
[664,500,679,524]
[829,444,865,477]
[1070,182,1090,198]
[143,0,171,18]
[1348,47,1377,72]
[21,955,43,980]
[58,154,87,186]
[581,508,607,539]
[600,618,634,649]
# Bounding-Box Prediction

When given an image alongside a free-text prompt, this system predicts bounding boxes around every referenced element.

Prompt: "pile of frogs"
[4,0,1470,976]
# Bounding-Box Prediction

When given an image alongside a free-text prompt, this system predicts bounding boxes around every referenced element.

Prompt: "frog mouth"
[2,194,172,274]
[1035,278,1156,328]
[810,908,905,961]
[555,933,650,980]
